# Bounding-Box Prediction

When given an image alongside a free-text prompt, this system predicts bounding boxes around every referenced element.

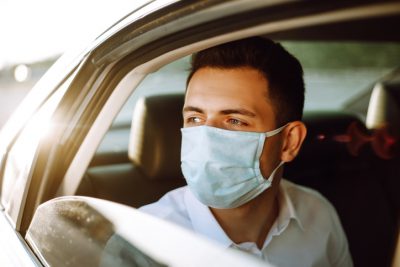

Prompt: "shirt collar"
[184,188,233,248]
[276,179,305,232]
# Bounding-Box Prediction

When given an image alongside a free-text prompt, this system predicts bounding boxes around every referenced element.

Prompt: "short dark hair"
[186,37,304,126]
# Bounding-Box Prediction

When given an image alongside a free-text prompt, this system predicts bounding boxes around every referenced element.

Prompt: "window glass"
[27,197,268,267]
[26,199,167,267]
[282,41,400,111]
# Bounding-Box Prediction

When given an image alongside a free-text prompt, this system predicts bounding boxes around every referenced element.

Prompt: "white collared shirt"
[140,179,353,267]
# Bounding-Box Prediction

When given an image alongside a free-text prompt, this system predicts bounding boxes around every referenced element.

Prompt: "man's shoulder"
[280,179,353,266]
[281,179,340,229]
[282,179,332,207]
[139,186,192,228]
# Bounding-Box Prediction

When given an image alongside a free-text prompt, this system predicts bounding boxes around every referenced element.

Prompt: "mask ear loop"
[266,161,285,183]
[263,124,288,183]
[265,123,288,137]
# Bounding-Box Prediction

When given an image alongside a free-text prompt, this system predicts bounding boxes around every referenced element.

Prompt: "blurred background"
[0,0,146,129]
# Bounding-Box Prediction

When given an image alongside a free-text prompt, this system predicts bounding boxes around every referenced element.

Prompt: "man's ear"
[281,121,307,162]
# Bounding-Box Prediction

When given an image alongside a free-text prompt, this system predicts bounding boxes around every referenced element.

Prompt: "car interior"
[77,76,400,267]
[74,16,400,267]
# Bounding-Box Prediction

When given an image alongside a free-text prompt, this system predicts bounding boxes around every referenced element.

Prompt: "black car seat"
[283,111,398,267]
[77,94,186,207]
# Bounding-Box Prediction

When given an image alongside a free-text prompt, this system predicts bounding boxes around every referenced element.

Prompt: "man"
[141,37,353,267]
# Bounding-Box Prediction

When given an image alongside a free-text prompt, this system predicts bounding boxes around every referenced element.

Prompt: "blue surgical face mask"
[180,124,286,209]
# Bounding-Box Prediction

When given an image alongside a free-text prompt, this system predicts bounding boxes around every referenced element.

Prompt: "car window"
[110,41,400,127]
[74,37,400,266]
[112,57,190,128]
[26,198,167,267]
[89,58,190,167]
[284,41,400,112]
[91,40,400,167]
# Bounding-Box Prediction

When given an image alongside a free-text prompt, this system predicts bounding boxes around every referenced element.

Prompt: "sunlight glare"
[14,64,31,82]
[0,82,68,209]
[0,0,147,65]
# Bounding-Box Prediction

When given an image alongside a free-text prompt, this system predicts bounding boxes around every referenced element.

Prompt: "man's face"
[183,67,284,180]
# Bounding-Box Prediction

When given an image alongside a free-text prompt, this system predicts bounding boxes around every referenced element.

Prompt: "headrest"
[366,81,400,132]
[365,81,400,158]
[128,94,184,180]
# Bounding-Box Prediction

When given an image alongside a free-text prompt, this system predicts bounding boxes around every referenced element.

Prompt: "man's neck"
[210,188,280,249]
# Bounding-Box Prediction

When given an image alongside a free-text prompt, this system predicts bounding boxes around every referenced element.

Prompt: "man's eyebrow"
[182,106,204,114]
[182,106,256,117]
[221,109,256,117]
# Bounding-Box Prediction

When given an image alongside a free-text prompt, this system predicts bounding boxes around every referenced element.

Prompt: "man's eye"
[228,118,243,125]
[187,117,202,124]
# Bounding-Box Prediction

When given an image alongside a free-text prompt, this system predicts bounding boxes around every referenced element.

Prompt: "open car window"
[79,38,400,267]
[284,41,400,112]
[92,40,400,170]
[109,40,400,129]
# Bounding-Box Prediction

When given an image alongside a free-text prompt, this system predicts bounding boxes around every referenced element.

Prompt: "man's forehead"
[186,69,270,102]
